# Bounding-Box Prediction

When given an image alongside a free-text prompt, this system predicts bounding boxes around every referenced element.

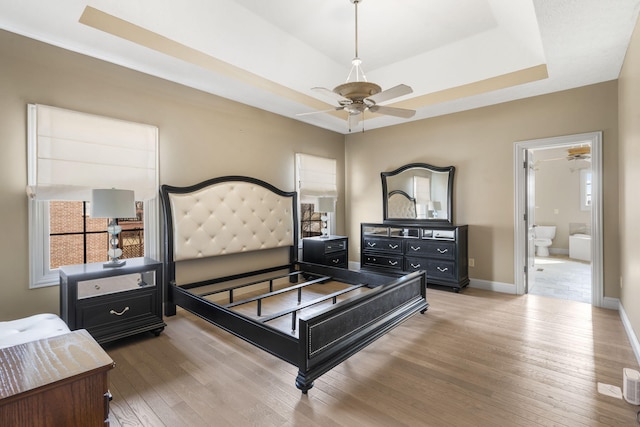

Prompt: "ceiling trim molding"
[392,64,549,110]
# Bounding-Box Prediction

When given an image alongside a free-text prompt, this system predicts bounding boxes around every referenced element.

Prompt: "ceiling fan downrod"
[347,0,366,83]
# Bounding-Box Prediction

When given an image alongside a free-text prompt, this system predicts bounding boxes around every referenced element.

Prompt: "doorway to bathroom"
[514,132,603,306]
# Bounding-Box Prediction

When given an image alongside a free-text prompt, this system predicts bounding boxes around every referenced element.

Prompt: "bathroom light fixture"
[91,188,136,267]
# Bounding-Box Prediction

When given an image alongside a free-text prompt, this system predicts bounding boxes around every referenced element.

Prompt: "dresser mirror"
[381,163,455,224]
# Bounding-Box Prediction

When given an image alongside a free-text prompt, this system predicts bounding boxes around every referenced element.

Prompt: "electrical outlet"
[469,258,475,267]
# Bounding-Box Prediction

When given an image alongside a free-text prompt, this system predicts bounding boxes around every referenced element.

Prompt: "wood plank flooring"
[103,288,640,426]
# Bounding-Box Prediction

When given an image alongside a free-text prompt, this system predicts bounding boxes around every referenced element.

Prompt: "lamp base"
[103,259,126,268]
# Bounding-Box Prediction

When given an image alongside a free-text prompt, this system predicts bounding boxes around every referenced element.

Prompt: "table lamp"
[318,197,336,238]
[91,189,136,267]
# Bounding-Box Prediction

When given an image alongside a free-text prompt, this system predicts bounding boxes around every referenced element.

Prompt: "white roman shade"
[27,104,158,201]
[296,153,337,200]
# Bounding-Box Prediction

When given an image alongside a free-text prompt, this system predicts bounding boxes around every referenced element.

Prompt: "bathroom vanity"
[361,162,469,292]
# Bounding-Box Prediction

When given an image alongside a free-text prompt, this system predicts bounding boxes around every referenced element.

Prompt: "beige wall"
[0,30,345,320]
[345,81,620,296]
[619,15,640,346]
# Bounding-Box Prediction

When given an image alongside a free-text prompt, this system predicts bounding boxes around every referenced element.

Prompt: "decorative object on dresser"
[361,223,469,292]
[0,329,115,426]
[302,235,348,268]
[59,257,165,344]
[161,175,428,393]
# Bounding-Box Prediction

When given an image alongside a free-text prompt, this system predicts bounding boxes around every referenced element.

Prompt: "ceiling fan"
[567,146,591,160]
[298,0,416,131]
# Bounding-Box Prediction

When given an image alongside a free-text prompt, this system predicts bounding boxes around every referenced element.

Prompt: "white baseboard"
[468,278,517,294]
[619,302,640,367]
[603,297,619,311]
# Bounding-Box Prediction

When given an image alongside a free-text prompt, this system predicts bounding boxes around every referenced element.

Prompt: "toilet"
[534,226,556,257]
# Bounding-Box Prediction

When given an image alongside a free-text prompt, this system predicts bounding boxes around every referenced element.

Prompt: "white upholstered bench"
[0,313,70,349]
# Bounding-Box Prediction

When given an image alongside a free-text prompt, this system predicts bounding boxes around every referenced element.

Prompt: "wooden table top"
[0,329,114,401]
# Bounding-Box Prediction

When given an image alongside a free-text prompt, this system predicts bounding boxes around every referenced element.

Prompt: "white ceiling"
[1,0,639,134]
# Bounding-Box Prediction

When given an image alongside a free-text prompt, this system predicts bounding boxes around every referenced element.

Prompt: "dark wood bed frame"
[161,176,428,393]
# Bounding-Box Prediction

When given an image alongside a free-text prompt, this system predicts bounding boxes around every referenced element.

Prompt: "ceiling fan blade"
[368,105,416,118]
[312,87,351,104]
[366,84,413,104]
[296,106,345,117]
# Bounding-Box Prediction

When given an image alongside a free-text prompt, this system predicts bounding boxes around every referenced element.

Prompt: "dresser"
[0,329,114,426]
[60,257,166,344]
[361,223,469,291]
[302,235,348,268]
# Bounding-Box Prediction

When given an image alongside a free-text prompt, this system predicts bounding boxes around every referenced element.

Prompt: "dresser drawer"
[424,258,457,281]
[77,289,159,332]
[362,253,403,270]
[363,237,403,253]
[406,240,456,260]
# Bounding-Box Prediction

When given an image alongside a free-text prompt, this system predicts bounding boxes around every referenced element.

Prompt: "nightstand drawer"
[77,289,158,330]
[324,240,347,253]
[323,252,347,267]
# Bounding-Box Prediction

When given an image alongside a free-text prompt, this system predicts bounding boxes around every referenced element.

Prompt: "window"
[295,153,337,239]
[48,201,144,269]
[27,104,158,288]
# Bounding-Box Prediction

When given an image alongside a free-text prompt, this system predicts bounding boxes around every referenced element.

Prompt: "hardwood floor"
[103,288,639,426]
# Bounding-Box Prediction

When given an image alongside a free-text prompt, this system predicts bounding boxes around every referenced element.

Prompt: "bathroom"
[529,145,592,303]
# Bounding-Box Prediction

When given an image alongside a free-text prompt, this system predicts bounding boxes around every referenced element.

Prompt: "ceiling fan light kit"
[300,0,416,131]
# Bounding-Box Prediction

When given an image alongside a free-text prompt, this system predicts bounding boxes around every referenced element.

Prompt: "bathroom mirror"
[381,163,455,225]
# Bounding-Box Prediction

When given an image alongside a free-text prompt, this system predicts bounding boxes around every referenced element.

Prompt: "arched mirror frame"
[381,163,455,225]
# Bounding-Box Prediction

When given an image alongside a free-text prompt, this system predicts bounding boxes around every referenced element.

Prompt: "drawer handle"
[109,306,130,316]
[437,248,449,254]
[437,267,449,272]
[389,261,398,266]
[389,244,399,249]
[367,242,377,247]
[410,246,421,251]
[411,263,421,269]
[332,258,340,264]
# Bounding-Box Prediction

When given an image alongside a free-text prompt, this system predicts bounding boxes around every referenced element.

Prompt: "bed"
[160,176,428,393]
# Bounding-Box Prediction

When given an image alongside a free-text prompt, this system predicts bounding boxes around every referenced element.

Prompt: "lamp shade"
[91,189,136,218]
[428,201,441,211]
[318,197,336,213]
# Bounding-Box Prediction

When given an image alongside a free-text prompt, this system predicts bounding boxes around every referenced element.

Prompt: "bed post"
[160,185,177,317]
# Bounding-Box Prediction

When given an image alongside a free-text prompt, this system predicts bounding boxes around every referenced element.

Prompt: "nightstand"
[59,257,166,344]
[302,235,348,268]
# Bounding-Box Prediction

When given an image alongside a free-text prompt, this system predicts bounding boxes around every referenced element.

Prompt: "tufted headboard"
[161,176,298,265]
[387,190,416,219]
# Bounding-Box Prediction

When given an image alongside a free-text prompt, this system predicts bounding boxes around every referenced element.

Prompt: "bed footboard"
[295,270,428,393]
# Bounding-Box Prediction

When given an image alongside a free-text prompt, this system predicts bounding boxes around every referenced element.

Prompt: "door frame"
[514,131,603,306]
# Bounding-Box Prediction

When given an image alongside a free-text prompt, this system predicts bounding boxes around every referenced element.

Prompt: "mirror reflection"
[381,163,455,224]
